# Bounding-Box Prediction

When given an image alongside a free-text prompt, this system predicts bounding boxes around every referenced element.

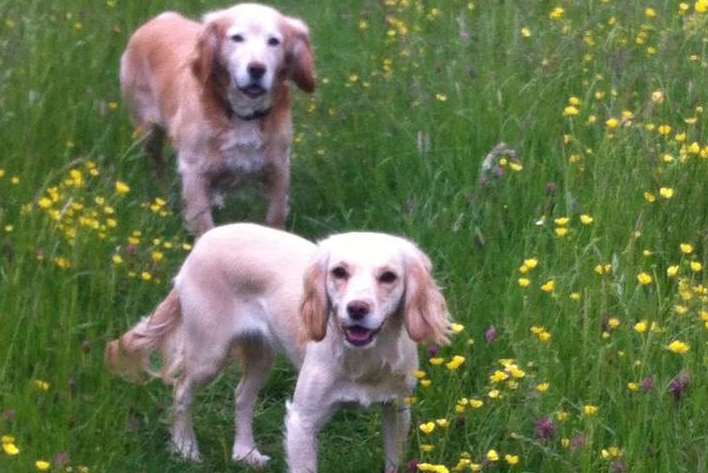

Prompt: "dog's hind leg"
[232,336,275,469]
[144,126,167,182]
[169,330,231,462]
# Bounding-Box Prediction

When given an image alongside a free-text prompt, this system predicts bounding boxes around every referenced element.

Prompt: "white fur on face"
[208,4,287,112]
[322,234,409,349]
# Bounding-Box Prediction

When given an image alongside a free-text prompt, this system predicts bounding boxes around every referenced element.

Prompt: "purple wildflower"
[640,376,654,393]
[485,325,498,344]
[668,371,690,401]
[534,416,556,442]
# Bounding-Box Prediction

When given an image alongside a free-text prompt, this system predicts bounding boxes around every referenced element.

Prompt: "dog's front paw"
[169,438,202,463]
[233,446,271,469]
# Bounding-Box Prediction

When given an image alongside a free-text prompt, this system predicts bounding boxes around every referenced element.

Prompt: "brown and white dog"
[120,4,315,235]
[105,224,450,471]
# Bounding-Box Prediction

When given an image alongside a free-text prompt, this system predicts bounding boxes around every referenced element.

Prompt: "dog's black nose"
[346,301,371,320]
[247,62,266,80]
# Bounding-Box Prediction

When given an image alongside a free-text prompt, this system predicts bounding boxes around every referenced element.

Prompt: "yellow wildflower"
[36,460,51,471]
[583,404,599,417]
[487,449,499,462]
[627,382,639,392]
[524,258,539,269]
[680,243,694,254]
[689,261,702,272]
[579,214,593,225]
[606,118,619,129]
[666,340,690,354]
[429,357,444,366]
[602,447,623,459]
[541,280,555,293]
[637,272,653,286]
[450,323,464,334]
[490,370,509,383]
[536,382,550,393]
[521,27,531,38]
[33,379,50,391]
[659,187,674,199]
[115,180,130,195]
[417,463,448,473]
[549,7,565,20]
[554,227,568,237]
[2,442,19,456]
[419,422,436,434]
[634,320,648,333]
[446,355,465,371]
[674,305,688,316]
[667,265,679,278]
[505,454,520,465]
[469,399,484,409]
[518,278,530,288]
[563,105,579,117]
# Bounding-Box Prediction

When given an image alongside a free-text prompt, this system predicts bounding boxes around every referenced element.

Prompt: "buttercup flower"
[115,180,130,195]
[679,243,693,254]
[637,272,653,286]
[666,340,690,354]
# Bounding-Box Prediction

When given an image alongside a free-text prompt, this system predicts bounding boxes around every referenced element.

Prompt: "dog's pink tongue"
[347,327,370,341]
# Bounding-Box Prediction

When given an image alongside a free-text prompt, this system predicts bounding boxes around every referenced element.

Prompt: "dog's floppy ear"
[300,248,329,342]
[282,17,316,93]
[403,244,451,346]
[191,20,223,86]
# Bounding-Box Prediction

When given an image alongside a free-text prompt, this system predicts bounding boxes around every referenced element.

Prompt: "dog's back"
[120,12,201,128]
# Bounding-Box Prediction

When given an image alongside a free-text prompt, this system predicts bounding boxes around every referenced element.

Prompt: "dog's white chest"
[220,123,267,174]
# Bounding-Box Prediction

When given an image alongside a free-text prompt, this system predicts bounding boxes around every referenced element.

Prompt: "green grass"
[1,1,706,472]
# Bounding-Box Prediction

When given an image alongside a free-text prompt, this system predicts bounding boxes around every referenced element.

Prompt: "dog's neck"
[225,88,273,122]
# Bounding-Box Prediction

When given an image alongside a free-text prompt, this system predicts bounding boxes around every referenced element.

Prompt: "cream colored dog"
[120,4,315,235]
[105,223,450,472]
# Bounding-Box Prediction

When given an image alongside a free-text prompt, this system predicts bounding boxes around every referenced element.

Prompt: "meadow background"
[1,0,706,472]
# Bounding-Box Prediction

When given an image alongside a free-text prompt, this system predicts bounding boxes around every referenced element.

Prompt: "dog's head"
[192,3,315,119]
[301,233,451,349]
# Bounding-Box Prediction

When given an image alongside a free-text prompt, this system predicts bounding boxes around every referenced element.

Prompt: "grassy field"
[1,0,706,472]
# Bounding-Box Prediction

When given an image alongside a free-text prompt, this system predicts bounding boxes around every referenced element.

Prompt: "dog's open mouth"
[343,325,380,347]
[239,84,267,99]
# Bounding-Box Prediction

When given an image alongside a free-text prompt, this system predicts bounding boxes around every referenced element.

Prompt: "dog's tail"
[105,288,184,385]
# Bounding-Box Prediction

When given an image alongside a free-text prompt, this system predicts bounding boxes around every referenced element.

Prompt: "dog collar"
[234,107,272,121]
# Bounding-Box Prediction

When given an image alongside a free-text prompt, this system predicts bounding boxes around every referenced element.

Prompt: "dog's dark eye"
[231,34,244,42]
[267,37,281,47]
[379,271,397,284]
[331,266,349,280]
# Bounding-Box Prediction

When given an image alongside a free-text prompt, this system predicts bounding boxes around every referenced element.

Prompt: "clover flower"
[535,417,556,441]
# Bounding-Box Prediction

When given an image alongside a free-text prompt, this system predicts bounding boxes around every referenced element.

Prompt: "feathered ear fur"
[282,17,316,93]
[403,245,451,346]
[191,20,223,87]
[300,249,329,342]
